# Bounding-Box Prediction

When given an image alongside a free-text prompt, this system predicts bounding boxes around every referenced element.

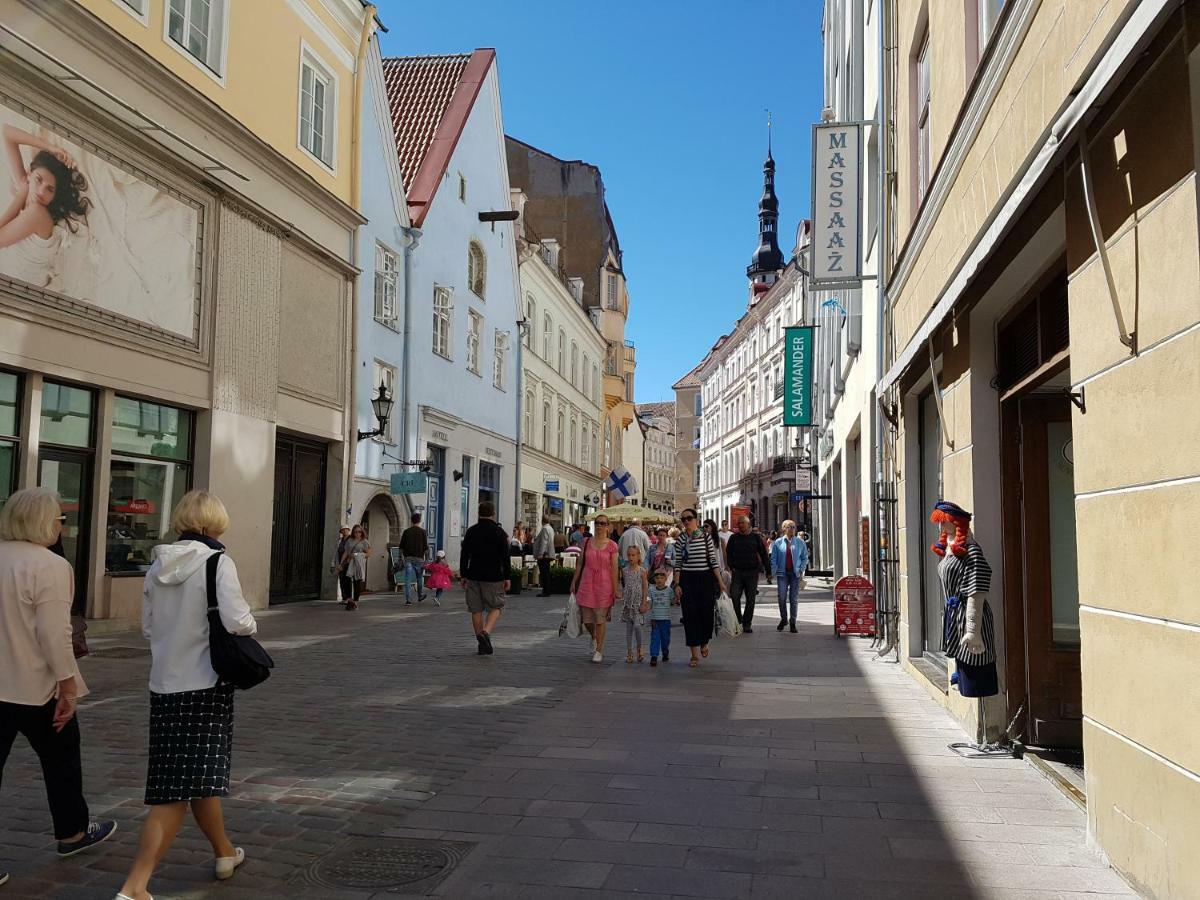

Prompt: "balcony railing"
[773,381,784,399]
[771,455,805,473]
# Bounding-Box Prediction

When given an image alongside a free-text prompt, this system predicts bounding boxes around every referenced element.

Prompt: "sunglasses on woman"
[595,520,609,527]
[681,514,695,522]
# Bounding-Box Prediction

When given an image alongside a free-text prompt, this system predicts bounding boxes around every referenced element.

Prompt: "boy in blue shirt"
[648,568,674,666]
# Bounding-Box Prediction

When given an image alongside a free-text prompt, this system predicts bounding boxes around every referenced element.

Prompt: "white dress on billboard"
[0,224,63,288]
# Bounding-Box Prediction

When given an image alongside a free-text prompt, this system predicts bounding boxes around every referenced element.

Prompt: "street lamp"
[357,382,394,441]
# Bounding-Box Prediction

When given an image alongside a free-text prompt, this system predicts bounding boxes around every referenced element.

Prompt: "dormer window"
[467,240,486,299]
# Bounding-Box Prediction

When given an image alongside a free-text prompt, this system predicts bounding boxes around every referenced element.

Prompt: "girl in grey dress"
[620,547,650,663]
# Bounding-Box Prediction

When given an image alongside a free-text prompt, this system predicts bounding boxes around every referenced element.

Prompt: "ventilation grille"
[996,272,1069,390]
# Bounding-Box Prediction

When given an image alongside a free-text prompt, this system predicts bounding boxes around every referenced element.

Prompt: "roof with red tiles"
[381,49,495,227]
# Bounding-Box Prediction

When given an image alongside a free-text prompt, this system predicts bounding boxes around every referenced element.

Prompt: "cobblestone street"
[1,584,1133,899]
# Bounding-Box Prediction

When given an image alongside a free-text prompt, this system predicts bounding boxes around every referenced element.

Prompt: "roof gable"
[381,49,495,226]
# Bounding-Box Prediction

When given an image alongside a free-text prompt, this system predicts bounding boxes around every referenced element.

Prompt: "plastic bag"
[715,592,742,638]
[558,593,583,639]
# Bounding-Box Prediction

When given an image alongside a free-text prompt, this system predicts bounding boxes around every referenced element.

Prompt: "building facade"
[513,216,605,531]
[381,51,520,567]
[505,138,636,506]
[671,366,702,513]
[634,402,677,514]
[873,1,1200,894]
[1,0,371,616]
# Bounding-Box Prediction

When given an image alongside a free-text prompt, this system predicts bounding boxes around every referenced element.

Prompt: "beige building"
[671,365,703,513]
[632,402,676,514]
[0,1,373,616]
[875,1,1200,894]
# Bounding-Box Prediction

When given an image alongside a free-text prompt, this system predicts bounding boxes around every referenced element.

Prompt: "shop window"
[479,462,500,512]
[461,455,472,531]
[106,397,193,573]
[40,382,94,448]
[0,371,20,507]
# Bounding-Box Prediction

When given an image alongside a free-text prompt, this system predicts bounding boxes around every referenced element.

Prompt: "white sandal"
[215,847,245,880]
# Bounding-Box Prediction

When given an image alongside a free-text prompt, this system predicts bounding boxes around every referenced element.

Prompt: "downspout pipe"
[400,225,422,465]
[872,0,892,651]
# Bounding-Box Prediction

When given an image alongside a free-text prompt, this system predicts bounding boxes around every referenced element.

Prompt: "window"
[369,361,397,443]
[543,313,553,359]
[106,397,192,573]
[374,244,399,327]
[467,240,486,298]
[0,371,20,508]
[694,393,702,416]
[569,415,577,464]
[493,329,507,390]
[432,286,453,358]
[604,420,612,468]
[978,0,1006,50]
[466,311,482,375]
[523,295,534,347]
[458,173,467,203]
[581,422,590,469]
[40,382,94,448]
[916,29,932,201]
[624,376,633,403]
[582,354,591,397]
[298,45,336,169]
[570,342,578,387]
[558,329,566,373]
[542,400,551,451]
[694,462,701,489]
[557,410,565,459]
[606,274,619,310]
[116,0,149,21]
[479,462,500,512]
[592,363,599,403]
[166,0,226,76]
[460,455,472,531]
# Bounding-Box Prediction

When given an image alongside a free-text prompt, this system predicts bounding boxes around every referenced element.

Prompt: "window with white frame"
[524,390,534,441]
[977,0,1006,50]
[581,422,590,469]
[557,329,566,374]
[116,0,148,20]
[604,420,612,468]
[542,400,551,451]
[570,415,577,464]
[916,29,932,202]
[370,361,397,443]
[606,274,619,310]
[556,410,565,459]
[432,286,453,358]
[167,0,226,75]
[570,342,578,387]
[299,46,336,169]
[543,313,553,359]
[493,329,507,390]
[466,311,482,374]
[374,244,399,327]
[467,240,486,298]
[582,354,590,397]
[523,295,534,347]
[592,363,599,403]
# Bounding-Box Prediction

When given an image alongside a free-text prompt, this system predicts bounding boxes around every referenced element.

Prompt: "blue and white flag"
[605,465,638,498]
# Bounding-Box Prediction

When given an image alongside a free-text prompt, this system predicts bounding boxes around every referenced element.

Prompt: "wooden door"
[269,437,326,602]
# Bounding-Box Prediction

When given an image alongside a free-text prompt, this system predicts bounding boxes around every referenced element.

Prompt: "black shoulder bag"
[205,552,274,690]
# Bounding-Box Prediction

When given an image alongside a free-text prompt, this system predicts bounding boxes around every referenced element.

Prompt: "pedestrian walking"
[533,515,556,597]
[459,501,509,656]
[569,514,620,663]
[569,523,583,547]
[770,520,809,633]
[647,568,673,666]
[673,509,725,668]
[704,519,730,590]
[0,488,118,889]
[424,550,451,606]
[647,526,675,577]
[617,517,650,568]
[724,515,770,632]
[620,546,649,664]
[339,524,371,610]
[116,490,255,900]
[398,513,429,605]
[331,525,352,603]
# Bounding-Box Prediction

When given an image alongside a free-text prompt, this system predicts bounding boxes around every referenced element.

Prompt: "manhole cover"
[90,647,149,659]
[308,838,470,892]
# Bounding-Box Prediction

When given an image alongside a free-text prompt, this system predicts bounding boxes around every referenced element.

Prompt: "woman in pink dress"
[569,515,621,663]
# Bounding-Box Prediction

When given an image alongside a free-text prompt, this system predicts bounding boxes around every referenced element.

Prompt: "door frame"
[270,435,327,603]
[37,447,92,616]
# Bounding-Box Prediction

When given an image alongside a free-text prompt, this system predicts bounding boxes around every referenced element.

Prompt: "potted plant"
[507,564,523,595]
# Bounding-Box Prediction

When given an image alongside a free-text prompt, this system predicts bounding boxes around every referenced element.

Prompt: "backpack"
[205,552,274,690]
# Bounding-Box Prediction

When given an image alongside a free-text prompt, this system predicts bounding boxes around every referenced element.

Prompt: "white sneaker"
[592,650,603,663]
[115,894,149,899]
[215,847,245,880]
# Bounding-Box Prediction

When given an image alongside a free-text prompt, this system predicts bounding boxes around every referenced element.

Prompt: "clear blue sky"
[379,0,826,404]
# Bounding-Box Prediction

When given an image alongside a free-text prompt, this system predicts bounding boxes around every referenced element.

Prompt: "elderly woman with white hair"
[117,489,256,900]
[0,488,117,889]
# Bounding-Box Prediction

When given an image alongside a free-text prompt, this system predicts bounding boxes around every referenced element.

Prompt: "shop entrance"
[270,436,326,603]
[38,450,90,616]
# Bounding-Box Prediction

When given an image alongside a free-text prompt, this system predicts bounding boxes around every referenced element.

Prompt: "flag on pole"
[605,465,638,499]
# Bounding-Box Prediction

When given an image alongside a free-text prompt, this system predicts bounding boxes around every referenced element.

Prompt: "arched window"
[543,313,553,360]
[604,420,612,468]
[558,329,566,373]
[524,390,534,440]
[581,422,590,469]
[557,410,565,459]
[542,400,551,451]
[591,363,599,403]
[570,342,578,387]
[570,415,577,463]
[523,294,534,347]
[582,354,591,397]
[467,240,486,298]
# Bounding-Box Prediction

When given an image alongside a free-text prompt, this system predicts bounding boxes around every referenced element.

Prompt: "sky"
[379,0,827,404]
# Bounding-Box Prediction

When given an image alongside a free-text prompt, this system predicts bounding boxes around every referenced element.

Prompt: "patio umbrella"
[585,503,675,525]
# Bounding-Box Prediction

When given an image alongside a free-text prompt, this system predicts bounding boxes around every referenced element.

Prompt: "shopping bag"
[715,592,742,638]
[558,593,583,638]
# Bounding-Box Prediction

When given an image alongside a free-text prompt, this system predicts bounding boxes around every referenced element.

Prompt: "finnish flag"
[605,465,638,499]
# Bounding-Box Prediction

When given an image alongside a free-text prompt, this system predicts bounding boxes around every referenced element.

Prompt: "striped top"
[673,530,719,574]
[938,538,995,666]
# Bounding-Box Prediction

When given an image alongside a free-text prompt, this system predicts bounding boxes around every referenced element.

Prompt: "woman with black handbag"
[117,491,256,900]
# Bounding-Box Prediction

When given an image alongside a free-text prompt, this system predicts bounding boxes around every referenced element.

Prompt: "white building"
[803,0,883,579]
[634,403,676,514]
[382,51,521,566]
[514,219,606,530]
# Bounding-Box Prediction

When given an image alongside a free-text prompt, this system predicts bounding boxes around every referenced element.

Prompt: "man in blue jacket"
[769,520,809,633]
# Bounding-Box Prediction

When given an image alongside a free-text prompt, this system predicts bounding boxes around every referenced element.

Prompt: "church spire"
[747,111,783,294]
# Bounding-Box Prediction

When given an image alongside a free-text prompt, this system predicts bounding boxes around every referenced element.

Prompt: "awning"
[879,0,1175,393]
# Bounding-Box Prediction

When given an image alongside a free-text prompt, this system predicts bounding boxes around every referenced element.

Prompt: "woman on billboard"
[0,123,91,287]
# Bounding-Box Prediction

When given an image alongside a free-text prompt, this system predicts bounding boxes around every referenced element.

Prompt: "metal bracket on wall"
[1064,386,1086,413]
[927,337,955,451]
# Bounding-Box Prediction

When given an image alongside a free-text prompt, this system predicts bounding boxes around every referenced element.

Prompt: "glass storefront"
[480,462,500,513]
[0,371,19,506]
[105,397,193,573]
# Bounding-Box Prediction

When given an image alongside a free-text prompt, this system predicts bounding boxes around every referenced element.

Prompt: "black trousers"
[728,568,760,626]
[537,558,552,594]
[0,697,90,839]
[338,570,353,601]
[352,579,365,603]
[680,570,716,648]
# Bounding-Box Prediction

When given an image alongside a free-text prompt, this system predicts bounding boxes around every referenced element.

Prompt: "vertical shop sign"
[811,122,863,285]
[783,326,814,426]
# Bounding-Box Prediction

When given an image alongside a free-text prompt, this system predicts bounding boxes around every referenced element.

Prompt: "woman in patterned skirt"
[117,491,257,900]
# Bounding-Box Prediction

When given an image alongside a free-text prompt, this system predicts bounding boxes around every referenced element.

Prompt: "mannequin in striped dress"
[930,501,998,698]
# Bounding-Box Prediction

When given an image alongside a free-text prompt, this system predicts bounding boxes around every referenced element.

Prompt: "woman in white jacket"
[117,491,256,900]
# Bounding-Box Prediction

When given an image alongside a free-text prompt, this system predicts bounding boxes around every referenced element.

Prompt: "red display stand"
[834,575,877,638]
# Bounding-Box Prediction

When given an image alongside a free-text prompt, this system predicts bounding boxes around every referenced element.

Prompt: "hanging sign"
[811,122,863,285]
[783,326,814,426]
[390,472,427,495]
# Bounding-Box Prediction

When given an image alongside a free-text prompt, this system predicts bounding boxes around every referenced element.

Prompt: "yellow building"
[0,0,378,616]
[877,1,1200,895]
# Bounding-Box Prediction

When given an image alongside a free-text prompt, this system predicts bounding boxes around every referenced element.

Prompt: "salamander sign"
[783,326,814,427]
[811,122,863,285]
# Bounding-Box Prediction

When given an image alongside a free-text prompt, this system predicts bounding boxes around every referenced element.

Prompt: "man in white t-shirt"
[617,518,650,567]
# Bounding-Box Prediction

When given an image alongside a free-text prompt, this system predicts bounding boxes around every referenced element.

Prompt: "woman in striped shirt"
[931,500,997,697]
[672,509,726,668]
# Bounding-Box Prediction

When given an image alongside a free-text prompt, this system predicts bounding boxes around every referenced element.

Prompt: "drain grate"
[90,647,150,659]
[308,837,470,893]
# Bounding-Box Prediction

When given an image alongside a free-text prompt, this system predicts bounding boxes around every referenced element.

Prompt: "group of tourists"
[1,487,253,898]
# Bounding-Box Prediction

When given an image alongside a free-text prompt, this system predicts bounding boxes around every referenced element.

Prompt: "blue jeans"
[403,558,426,601]
[649,619,672,658]
[776,572,800,622]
